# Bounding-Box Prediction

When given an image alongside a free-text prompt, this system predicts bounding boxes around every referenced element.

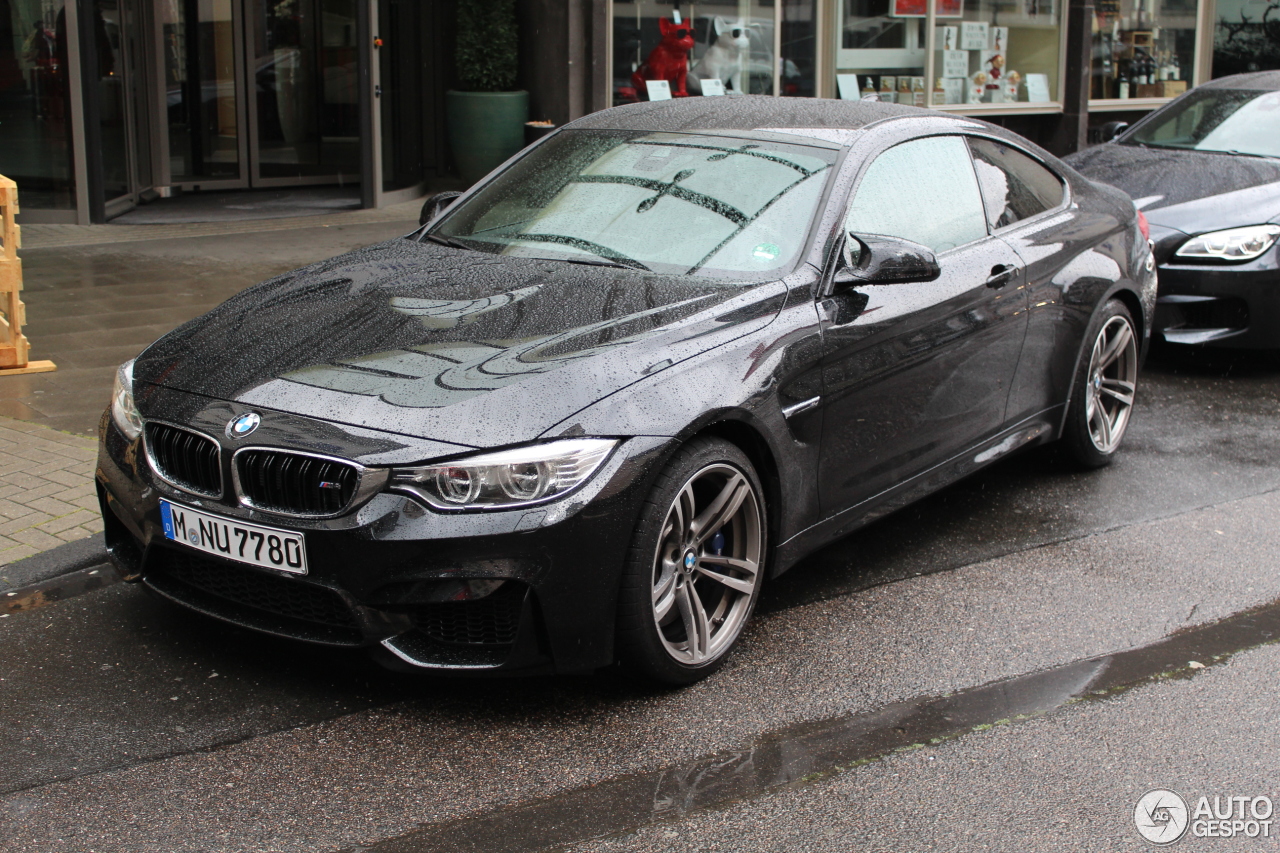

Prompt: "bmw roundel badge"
[226,412,261,439]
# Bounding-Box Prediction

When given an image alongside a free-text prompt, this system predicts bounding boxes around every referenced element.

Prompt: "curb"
[0,535,110,592]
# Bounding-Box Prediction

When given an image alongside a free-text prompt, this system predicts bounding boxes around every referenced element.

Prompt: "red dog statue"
[631,18,696,98]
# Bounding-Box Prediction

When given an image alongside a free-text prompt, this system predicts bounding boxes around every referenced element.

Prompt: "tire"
[616,437,767,685]
[1062,298,1139,468]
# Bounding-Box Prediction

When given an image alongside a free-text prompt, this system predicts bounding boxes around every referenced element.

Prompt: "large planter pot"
[446,90,529,184]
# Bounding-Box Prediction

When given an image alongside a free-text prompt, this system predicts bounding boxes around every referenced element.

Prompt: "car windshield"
[1123,87,1280,158]
[431,129,839,281]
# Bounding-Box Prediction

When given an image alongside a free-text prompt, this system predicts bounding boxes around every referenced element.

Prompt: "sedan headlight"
[1175,224,1280,262]
[111,359,143,440]
[390,438,617,510]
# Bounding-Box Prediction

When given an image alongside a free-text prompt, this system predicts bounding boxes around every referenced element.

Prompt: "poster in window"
[891,0,963,17]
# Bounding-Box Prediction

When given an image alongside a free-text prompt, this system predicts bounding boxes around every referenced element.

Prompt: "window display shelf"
[1086,97,1175,112]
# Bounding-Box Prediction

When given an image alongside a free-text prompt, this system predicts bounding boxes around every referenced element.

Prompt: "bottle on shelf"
[1118,60,1131,99]
[1171,53,1181,81]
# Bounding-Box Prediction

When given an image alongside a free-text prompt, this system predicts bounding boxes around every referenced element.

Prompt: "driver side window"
[844,136,988,254]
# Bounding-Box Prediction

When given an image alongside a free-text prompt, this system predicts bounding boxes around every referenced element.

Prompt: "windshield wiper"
[507,233,652,271]
[421,233,473,250]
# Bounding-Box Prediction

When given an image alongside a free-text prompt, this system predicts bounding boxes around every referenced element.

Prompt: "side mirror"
[419,190,463,226]
[1099,121,1129,143]
[834,233,940,287]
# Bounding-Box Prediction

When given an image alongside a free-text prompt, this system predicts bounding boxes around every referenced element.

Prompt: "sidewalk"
[0,198,424,571]
[0,417,101,566]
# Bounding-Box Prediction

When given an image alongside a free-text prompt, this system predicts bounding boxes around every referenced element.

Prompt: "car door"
[964,136,1080,426]
[817,134,1030,518]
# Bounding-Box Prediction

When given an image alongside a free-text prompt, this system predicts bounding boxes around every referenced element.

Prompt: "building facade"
[1,0,1271,223]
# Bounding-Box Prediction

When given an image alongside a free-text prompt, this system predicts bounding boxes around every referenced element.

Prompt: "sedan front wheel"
[616,437,766,685]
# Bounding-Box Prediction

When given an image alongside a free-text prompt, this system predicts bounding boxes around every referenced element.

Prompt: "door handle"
[986,264,1016,289]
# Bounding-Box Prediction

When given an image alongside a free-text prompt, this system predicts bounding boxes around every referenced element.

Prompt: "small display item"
[860,75,877,98]
[835,73,861,99]
[880,76,897,102]
[912,76,926,106]
[645,79,673,101]
[989,26,1008,52]
[688,17,751,94]
[936,26,958,50]
[969,70,988,103]
[941,49,970,79]
[960,21,989,50]
[1024,72,1051,102]
[700,78,726,96]
[1004,69,1022,101]
[631,18,696,99]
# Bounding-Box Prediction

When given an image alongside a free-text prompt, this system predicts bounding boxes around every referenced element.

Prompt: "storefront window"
[612,1,780,104]
[1091,0,1197,100]
[835,0,927,103]
[934,0,1061,105]
[834,0,1060,107]
[1,0,76,209]
[1213,0,1280,77]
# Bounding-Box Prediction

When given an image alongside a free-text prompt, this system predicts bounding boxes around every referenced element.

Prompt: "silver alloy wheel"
[1084,314,1138,453]
[650,462,763,666]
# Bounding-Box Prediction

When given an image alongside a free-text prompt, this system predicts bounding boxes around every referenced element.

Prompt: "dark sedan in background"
[98,97,1155,684]
[1068,71,1280,349]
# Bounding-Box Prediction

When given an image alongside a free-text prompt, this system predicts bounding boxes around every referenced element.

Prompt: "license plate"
[160,499,308,575]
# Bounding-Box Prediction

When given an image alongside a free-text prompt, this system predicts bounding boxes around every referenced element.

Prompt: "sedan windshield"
[432,130,838,281]
[1123,88,1280,158]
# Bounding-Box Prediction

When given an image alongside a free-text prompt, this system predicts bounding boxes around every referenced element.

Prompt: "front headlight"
[110,359,143,440]
[390,438,617,511]
[1174,224,1280,262]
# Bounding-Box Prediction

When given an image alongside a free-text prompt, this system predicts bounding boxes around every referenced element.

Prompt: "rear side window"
[967,138,1064,230]
[844,136,988,254]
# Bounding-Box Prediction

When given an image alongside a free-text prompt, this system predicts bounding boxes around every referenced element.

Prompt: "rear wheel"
[1063,299,1139,468]
[616,438,766,685]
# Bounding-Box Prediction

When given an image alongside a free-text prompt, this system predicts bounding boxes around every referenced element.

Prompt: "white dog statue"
[689,18,752,95]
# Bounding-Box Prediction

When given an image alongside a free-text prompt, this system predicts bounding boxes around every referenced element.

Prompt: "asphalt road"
[2,349,1278,852]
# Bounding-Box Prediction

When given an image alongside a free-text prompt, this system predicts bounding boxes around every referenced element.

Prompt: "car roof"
[1197,71,1280,91]
[566,94,941,143]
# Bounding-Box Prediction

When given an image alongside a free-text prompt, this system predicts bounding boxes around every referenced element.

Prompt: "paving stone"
[0,416,101,566]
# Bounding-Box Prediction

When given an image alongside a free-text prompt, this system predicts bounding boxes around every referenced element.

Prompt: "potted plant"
[447,0,528,184]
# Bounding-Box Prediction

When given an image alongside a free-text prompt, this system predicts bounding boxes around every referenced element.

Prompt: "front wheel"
[616,437,766,685]
[1063,299,1139,468]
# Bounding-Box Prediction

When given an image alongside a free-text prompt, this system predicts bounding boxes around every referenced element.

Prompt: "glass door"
[93,0,152,215]
[247,0,360,185]
[162,0,246,187]
[366,0,426,206]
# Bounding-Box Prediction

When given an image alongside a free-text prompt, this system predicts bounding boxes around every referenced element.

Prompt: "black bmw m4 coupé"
[98,97,1155,683]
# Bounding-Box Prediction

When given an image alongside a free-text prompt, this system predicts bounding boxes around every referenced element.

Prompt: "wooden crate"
[0,176,55,375]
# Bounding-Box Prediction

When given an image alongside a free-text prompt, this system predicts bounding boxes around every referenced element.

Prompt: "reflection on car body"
[98,96,1155,684]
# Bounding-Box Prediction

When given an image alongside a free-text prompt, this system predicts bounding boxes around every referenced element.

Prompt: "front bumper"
[96,400,672,675]
[1154,259,1280,349]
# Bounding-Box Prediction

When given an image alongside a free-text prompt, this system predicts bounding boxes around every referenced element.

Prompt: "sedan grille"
[145,549,363,646]
[146,423,222,497]
[236,450,359,515]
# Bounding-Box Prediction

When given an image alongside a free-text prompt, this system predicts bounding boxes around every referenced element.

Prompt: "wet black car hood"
[133,238,786,448]
[1066,143,1280,236]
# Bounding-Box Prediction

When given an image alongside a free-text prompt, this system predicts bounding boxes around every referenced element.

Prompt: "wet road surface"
[1,351,1279,851]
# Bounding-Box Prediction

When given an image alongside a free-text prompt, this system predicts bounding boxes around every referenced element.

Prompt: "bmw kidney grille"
[236,449,359,515]
[145,423,223,498]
